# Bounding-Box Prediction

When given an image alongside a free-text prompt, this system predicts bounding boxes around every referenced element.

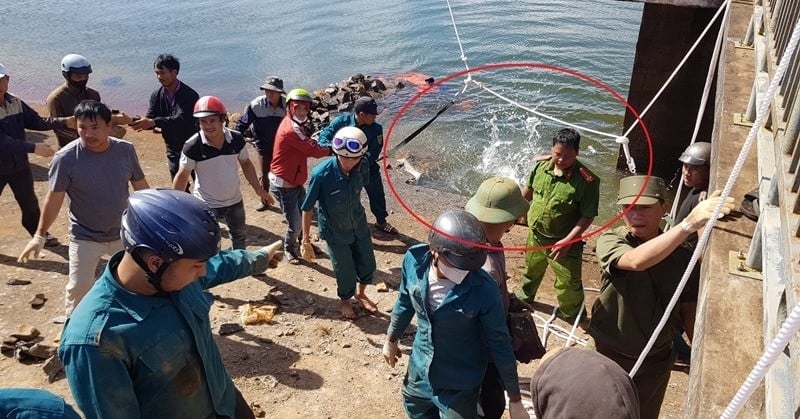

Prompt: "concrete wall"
[616,0,724,7]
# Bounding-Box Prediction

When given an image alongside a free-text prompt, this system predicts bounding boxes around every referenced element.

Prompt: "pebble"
[28,293,46,308]
[6,279,31,286]
[342,343,351,348]
[300,347,313,355]
[218,323,244,335]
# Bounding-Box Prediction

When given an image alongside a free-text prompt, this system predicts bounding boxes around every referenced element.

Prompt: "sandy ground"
[0,108,690,417]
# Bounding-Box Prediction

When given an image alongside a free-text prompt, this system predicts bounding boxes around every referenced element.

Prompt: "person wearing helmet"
[675,141,711,230]
[18,100,149,322]
[300,126,378,319]
[235,76,286,212]
[0,62,73,249]
[58,188,282,419]
[131,54,200,182]
[173,96,274,249]
[269,88,331,262]
[383,210,528,419]
[46,54,100,148]
[318,96,398,234]
[516,127,600,324]
[465,176,542,419]
[588,175,733,419]
[47,54,130,148]
[671,141,711,367]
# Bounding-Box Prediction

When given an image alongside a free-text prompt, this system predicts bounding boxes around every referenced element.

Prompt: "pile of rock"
[1,325,63,382]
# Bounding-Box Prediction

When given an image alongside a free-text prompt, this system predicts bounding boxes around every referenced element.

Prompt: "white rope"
[668,0,729,225]
[721,302,800,418]
[628,14,800,381]
[445,0,470,73]
[621,0,730,141]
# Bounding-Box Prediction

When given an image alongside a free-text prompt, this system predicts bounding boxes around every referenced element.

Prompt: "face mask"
[435,259,469,284]
[67,78,87,91]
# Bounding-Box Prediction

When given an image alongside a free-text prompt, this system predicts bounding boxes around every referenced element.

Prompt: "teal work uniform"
[517,158,599,319]
[588,226,699,419]
[301,156,376,299]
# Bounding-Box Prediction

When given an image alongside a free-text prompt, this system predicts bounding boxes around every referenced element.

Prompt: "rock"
[25,343,56,360]
[288,370,298,378]
[300,347,313,355]
[302,307,315,316]
[250,402,266,418]
[11,326,40,341]
[218,323,243,335]
[28,293,47,308]
[42,356,64,382]
[6,278,31,286]
[375,282,389,293]
[342,343,351,349]
[370,79,387,92]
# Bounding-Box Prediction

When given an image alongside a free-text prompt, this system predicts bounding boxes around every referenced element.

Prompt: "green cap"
[465,177,529,223]
[617,175,667,205]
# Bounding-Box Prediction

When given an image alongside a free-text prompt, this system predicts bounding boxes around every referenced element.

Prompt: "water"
[0,0,643,222]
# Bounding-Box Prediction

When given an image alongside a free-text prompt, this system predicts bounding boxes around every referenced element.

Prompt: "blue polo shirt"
[58,249,270,419]
[301,156,371,245]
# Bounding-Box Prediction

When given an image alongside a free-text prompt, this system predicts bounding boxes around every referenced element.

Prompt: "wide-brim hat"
[465,177,529,224]
[260,77,285,93]
[617,175,667,205]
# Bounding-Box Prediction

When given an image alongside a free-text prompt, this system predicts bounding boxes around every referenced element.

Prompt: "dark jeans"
[478,363,504,419]
[234,387,255,419]
[270,185,305,258]
[365,162,389,225]
[211,200,247,249]
[0,169,40,236]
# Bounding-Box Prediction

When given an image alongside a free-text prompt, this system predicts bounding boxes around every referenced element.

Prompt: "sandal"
[375,222,398,234]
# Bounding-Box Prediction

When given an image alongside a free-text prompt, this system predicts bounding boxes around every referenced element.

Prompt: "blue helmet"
[121,189,221,264]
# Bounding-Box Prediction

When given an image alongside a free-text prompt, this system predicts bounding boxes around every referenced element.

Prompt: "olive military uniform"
[588,226,699,419]
[517,158,599,319]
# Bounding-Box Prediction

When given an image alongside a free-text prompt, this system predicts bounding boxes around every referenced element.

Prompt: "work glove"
[508,400,530,419]
[301,242,315,260]
[382,340,401,367]
[680,190,734,233]
[255,240,283,270]
[18,235,46,263]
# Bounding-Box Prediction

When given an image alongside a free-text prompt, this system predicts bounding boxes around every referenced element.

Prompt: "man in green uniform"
[516,128,599,322]
[588,175,732,419]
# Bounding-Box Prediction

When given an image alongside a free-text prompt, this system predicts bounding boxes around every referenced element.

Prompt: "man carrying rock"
[0,63,72,249]
[130,54,199,182]
[58,189,282,419]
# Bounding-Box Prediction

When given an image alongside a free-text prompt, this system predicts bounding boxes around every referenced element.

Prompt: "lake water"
[0,0,644,222]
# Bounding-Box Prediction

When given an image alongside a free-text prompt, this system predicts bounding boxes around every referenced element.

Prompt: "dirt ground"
[0,107,690,418]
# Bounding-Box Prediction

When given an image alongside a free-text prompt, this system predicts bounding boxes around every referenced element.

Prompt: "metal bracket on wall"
[733,113,754,127]
[728,250,762,280]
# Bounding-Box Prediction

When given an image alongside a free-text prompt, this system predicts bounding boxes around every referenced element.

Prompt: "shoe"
[255,201,269,212]
[44,233,60,247]
[375,222,398,234]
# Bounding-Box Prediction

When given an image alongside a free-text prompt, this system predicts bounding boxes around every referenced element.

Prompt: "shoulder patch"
[578,167,594,182]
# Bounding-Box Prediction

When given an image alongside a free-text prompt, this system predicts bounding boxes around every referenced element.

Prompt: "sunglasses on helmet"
[332,136,365,154]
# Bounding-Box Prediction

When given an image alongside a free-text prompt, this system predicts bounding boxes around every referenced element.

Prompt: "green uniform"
[517,158,599,319]
[588,226,699,419]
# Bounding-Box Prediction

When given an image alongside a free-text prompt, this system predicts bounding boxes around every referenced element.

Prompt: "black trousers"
[0,169,40,236]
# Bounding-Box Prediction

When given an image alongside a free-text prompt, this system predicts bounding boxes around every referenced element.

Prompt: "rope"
[668,0,729,225]
[628,13,800,382]
[718,19,800,417]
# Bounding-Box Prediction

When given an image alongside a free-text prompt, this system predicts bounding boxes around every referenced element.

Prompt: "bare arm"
[239,158,273,203]
[131,178,149,191]
[172,167,192,192]
[551,216,594,259]
[35,190,66,236]
[301,210,313,244]
[615,226,691,271]
[521,185,532,201]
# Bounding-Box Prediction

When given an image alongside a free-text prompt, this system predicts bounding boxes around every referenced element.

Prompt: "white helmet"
[61,54,92,74]
[331,126,368,158]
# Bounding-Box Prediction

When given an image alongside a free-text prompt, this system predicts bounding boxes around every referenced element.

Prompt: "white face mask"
[435,259,469,284]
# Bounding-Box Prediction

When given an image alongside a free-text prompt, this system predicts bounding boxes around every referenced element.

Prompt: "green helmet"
[285,88,312,103]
